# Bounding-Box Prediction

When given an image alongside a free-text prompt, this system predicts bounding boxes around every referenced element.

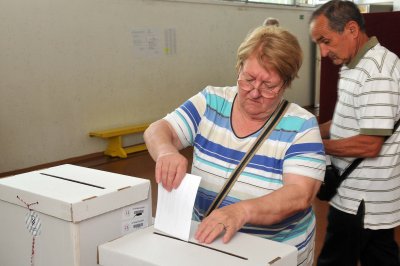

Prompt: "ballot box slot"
[40,173,105,189]
[269,256,282,264]
[153,231,248,260]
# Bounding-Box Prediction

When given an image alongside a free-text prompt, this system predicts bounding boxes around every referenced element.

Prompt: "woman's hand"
[194,173,321,245]
[156,152,188,191]
[195,203,248,244]
[144,120,188,191]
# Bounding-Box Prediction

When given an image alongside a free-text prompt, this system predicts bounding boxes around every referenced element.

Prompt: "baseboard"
[0,150,149,178]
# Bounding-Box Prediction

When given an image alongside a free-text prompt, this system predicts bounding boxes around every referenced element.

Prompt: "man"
[263,17,280,27]
[309,1,400,265]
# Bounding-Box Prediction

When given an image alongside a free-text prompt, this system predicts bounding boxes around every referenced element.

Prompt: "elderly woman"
[144,26,325,266]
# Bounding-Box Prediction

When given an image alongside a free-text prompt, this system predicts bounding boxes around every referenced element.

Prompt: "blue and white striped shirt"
[164,85,325,265]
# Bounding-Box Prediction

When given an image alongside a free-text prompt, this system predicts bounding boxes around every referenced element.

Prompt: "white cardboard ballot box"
[0,164,152,266]
[98,221,298,266]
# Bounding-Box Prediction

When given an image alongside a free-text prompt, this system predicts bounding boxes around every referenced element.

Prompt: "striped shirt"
[164,85,325,265]
[330,37,400,229]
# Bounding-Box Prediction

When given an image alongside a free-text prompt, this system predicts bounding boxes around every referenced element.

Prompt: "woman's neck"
[231,97,281,137]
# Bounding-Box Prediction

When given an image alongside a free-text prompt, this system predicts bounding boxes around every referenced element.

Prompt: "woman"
[144,26,325,266]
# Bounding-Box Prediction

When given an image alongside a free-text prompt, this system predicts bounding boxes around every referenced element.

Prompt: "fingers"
[222,225,235,244]
[164,164,177,190]
[156,160,175,191]
[155,160,162,184]
[195,217,236,244]
[172,163,187,189]
[155,152,188,191]
[195,220,227,244]
[195,205,247,244]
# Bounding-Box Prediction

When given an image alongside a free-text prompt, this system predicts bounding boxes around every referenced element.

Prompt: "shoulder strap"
[204,99,290,217]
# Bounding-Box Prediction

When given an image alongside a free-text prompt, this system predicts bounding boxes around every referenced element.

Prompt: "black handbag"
[316,164,340,201]
[317,119,400,201]
[317,159,362,201]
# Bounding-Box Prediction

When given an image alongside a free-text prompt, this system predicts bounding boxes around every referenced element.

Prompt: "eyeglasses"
[237,75,285,99]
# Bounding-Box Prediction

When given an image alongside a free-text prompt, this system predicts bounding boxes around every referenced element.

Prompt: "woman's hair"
[236,26,302,88]
[310,0,365,33]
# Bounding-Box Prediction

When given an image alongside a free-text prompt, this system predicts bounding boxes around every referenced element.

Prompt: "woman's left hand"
[195,203,248,244]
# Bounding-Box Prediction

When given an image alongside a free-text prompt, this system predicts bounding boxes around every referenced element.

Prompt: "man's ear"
[346,21,359,36]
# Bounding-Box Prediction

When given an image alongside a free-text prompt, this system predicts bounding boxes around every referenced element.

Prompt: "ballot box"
[0,164,152,266]
[98,222,298,266]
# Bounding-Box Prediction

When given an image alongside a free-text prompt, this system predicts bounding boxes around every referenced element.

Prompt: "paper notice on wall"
[163,28,176,55]
[154,173,201,241]
[131,28,176,57]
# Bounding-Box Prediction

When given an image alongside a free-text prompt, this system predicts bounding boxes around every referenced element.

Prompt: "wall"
[0,0,315,173]
[395,0,400,10]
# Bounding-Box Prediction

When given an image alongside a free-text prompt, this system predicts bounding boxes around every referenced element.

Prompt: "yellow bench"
[89,123,150,158]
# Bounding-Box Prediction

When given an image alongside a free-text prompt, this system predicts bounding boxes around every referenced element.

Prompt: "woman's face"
[237,55,285,120]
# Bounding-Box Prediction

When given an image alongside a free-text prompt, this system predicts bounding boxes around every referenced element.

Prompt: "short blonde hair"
[236,26,302,88]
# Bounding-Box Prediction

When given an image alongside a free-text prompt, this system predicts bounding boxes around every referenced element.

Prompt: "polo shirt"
[330,37,400,229]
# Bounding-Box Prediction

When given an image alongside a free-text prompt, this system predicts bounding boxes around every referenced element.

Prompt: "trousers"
[317,202,400,266]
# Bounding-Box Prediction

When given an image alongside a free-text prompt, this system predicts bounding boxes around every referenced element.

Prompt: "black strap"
[204,99,290,217]
[336,118,400,182]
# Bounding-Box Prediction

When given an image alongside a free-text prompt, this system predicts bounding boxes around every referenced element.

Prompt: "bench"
[89,123,150,158]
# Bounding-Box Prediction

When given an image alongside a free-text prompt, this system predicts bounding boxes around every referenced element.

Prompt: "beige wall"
[0,0,316,173]
[395,0,400,10]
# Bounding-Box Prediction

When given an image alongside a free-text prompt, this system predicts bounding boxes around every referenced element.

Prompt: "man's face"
[310,15,355,65]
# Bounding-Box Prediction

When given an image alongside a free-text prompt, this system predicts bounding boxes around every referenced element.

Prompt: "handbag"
[317,159,362,201]
[204,99,290,217]
[317,118,400,201]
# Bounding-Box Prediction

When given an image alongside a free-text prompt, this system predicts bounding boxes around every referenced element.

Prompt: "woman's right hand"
[155,152,188,191]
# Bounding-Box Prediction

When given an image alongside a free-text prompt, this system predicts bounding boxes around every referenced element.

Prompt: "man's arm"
[319,120,332,139]
[323,134,385,158]
[318,120,385,158]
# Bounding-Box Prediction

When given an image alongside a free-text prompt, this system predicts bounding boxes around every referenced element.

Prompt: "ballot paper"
[154,173,201,241]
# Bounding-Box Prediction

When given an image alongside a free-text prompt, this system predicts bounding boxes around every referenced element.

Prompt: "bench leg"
[104,136,127,158]
[125,143,148,154]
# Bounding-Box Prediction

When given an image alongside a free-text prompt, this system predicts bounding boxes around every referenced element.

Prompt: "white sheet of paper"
[154,173,201,241]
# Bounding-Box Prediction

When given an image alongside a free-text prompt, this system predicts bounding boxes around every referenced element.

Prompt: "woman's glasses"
[237,73,285,99]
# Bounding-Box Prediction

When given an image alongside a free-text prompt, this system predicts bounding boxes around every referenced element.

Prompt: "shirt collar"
[347,36,379,69]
